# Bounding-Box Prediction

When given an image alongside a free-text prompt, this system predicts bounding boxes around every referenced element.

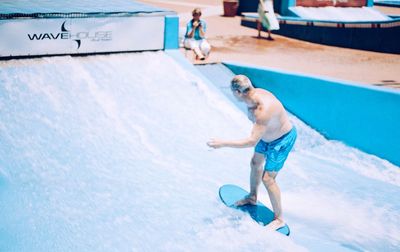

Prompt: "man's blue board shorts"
[255,127,297,172]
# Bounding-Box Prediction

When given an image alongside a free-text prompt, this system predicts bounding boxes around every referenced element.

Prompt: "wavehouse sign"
[296,0,366,7]
[26,21,112,50]
[0,16,165,58]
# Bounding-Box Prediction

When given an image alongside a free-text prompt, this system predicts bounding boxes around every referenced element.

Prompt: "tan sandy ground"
[139,0,400,89]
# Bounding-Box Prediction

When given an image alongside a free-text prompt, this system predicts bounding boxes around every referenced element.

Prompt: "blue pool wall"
[164,15,179,50]
[224,62,400,167]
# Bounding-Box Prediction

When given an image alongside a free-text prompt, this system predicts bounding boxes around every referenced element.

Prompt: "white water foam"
[0,51,399,251]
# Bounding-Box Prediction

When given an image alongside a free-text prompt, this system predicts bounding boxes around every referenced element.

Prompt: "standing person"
[257,0,280,40]
[207,75,296,231]
[184,8,211,60]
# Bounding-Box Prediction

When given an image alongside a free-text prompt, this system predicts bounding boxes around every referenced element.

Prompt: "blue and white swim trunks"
[255,127,297,172]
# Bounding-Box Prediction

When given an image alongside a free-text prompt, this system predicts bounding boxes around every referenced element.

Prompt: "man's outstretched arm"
[207,122,267,149]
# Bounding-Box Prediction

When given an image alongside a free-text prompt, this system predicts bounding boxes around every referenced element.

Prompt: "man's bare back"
[247,88,292,142]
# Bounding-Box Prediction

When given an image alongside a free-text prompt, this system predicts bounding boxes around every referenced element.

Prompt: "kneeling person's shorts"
[255,127,297,172]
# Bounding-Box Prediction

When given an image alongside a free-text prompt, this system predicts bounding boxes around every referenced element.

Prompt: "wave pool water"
[0,51,399,251]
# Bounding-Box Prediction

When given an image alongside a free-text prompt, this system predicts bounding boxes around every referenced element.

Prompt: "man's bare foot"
[234,194,257,207]
[266,218,285,231]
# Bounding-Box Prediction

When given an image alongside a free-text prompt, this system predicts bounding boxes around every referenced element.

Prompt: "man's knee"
[262,173,275,187]
[250,156,263,169]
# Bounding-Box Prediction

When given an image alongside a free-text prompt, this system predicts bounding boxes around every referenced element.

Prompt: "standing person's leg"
[257,20,262,38]
[267,30,273,40]
[235,152,264,206]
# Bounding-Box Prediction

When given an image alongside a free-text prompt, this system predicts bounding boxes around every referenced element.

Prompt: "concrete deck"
[139,0,400,89]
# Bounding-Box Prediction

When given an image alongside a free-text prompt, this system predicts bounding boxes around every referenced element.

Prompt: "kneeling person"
[184,8,211,60]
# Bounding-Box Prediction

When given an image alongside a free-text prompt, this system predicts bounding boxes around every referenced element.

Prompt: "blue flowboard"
[219,184,290,236]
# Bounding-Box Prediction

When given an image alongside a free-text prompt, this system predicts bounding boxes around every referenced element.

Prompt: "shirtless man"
[207,75,297,230]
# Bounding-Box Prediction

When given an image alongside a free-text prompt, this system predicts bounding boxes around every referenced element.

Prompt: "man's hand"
[207,139,225,149]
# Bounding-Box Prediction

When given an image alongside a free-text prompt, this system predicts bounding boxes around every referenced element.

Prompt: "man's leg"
[262,171,285,229]
[235,152,264,206]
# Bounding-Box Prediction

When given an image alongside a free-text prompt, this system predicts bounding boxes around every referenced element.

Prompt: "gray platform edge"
[195,63,247,113]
